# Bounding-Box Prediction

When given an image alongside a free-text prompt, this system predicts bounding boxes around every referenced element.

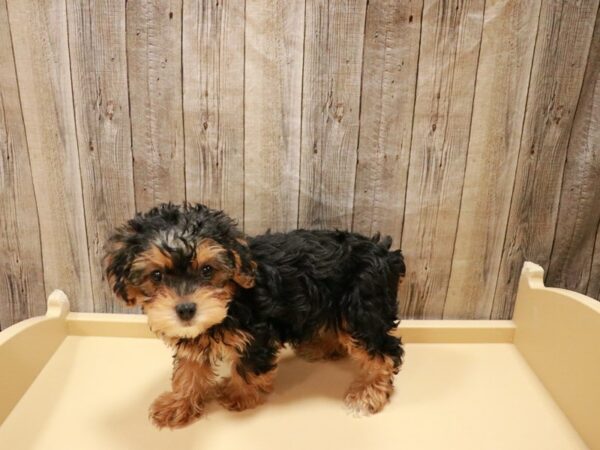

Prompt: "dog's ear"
[103,225,140,305]
[230,238,256,289]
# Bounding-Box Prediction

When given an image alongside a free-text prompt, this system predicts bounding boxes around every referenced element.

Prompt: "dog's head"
[103,203,255,339]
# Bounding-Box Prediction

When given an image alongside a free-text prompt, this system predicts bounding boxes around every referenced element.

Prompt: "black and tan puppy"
[104,203,405,428]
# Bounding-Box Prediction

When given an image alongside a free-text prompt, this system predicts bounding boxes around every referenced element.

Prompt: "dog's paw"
[149,391,204,429]
[217,385,264,412]
[344,379,392,416]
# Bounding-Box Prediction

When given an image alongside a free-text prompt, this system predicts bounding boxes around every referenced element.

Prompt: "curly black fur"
[105,203,405,380]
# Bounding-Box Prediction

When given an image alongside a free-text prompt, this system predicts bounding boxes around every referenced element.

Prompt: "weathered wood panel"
[127,0,186,211]
[587,224,600,299]
[1,1,600,328]
[492,0,599,319]
[7,0,93,311]
[67,1,136,313]
[351,0,422,246]
[297,0,367,230]
[400,0,485,319]
[0,0,45,329]
[443,0,541,319]
[244,0,304,235]
[183,0,245,227]
[547,10,600,294]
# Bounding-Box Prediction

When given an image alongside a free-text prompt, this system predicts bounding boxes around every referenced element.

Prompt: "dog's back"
[245,229,404,347]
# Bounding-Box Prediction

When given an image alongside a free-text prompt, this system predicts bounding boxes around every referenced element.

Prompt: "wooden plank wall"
[401,0,485,318]
[1,0,599,328]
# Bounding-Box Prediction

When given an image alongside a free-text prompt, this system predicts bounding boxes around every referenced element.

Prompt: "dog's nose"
[175,302,197,321]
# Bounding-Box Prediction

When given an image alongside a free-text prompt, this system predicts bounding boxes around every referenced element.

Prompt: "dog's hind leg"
[339,331,401,415]
[338,286,403,414]
[294,327,348,362]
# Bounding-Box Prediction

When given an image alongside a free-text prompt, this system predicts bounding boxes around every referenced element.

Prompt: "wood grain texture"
[127,0,186,211]
[183,0,245,226]
[7,0,93,311]
[2,1,600,329]
[67,1,136,313]
[491,0,599,319]
[587,224,600,299]
[443,0,541,319]
[351,0,422,246]
[297,0,367,230]
[244,0,304,235]
[0,0,45,329]
[548,10,600,296]
[400,0,485,319]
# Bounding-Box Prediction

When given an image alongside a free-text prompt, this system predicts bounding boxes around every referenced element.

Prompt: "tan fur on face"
[193,238,256,289]
[131,245,173,273]
[192,239,227,268]
[145,285,233,339]
[339,333,396,415]
[115,245,175,305]
[191,239,237,287]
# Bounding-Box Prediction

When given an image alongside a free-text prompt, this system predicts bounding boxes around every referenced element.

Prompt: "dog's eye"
[150,270,163,283]
[201,265,213,277]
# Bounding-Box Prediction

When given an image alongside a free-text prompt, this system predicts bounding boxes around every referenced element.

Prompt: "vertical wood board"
[492,0,599,319]
[444,0,541,319]
[7,0,93,310]
[127,0,186,211]
[184,0,245,226]
[547,10,600,294]
[298,0,367,230]
[0,0,45,328]
[67,0,136,313]
[351,0,422,247]
[400,0,485,319]
[244,0,305,235]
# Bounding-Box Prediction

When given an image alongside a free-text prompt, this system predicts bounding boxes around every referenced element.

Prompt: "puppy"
[104,203,405,428]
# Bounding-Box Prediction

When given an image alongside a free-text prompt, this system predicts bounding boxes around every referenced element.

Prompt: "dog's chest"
[212,349,233,381]
[171,334,243,381]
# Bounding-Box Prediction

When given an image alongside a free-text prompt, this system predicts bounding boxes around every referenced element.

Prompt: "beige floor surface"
[0,336,586,450]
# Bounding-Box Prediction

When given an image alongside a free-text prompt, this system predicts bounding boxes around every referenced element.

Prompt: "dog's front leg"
[217,361,276,412]
[149,357,215,429]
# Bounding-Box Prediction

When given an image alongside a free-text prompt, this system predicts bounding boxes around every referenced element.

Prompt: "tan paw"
[218,386,264,412]
[344,379,393,416]
[149,391,204,429]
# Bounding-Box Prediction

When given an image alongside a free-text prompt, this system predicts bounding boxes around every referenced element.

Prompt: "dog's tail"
[371,233,406,286]
[370,232,393,250]
[387,249,406,281]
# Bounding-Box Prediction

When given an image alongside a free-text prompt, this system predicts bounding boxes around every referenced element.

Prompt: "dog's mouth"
[148,310,226,340]
[177,319,201,335]
[172,326,202,339]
